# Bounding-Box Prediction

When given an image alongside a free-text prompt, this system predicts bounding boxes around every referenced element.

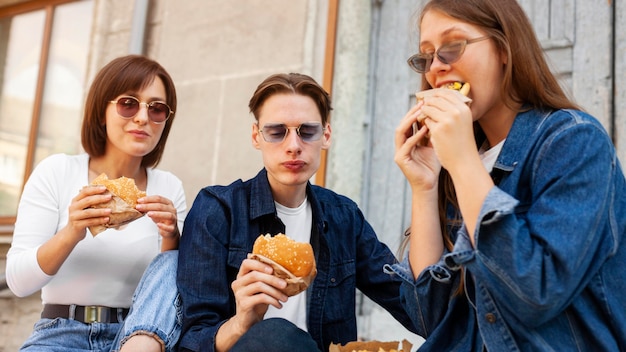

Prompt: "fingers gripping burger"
[88,173,147,235]
[413,82,472,142]
[248,233,317,296]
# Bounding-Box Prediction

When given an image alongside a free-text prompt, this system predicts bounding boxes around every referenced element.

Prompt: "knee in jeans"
[120,331,165,352]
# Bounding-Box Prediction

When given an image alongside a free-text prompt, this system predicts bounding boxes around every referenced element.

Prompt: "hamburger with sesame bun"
[248,233,317,296]
[87,173,147,236]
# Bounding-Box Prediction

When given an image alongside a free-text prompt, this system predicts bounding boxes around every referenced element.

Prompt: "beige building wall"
[88,0,330,205]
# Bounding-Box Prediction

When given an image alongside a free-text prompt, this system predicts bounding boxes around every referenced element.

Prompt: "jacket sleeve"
[177,189,233,352]
[450,118,621,326]
[385,251,463,338]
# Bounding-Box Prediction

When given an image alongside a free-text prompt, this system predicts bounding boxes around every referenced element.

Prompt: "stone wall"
[0,243,41,351]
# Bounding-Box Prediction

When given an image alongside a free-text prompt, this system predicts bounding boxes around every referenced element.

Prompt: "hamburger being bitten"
[412,82,472,143]
[248,233,317,296]
[415,81,471,108]
[87,173,147,236]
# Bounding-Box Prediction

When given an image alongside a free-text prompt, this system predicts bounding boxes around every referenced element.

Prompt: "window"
[0,0,93,233]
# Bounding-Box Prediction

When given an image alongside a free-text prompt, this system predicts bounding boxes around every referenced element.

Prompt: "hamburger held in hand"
[88,173,147,236]
[249,233,317,296]
[412,81,472,145]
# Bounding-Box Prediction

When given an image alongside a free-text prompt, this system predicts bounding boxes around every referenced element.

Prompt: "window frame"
[0,0,82,234]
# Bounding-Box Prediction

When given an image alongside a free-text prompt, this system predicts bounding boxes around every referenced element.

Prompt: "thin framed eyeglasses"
[407,36,490,73]
[258,122,325,143]
[109,96,173,124]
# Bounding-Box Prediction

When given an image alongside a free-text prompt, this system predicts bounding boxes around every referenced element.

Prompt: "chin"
[271,171,313,189]
[285,173,313,186]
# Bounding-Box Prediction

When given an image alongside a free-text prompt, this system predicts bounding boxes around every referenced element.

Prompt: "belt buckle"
[84,306,109,323]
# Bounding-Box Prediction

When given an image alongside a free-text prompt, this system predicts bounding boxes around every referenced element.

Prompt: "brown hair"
[419,0,579,112]
[405,0,581,283]
[248,73,332,124]
[81,55,177,168]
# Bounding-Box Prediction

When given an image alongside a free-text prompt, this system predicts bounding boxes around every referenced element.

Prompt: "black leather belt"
[41,304,129,323]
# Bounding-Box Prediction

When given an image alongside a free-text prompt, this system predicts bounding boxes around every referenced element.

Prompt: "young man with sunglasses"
[177,73,416,352]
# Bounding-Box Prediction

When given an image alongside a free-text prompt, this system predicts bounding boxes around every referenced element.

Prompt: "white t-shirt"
[6,153,186,307]
[263,198,312,331]
[479,139,505,172]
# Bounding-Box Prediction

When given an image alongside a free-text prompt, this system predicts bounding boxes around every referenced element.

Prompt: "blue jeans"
[20,250,181,352]
[230,318,321,352]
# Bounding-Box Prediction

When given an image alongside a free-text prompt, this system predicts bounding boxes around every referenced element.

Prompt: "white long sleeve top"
[6,153,186,307]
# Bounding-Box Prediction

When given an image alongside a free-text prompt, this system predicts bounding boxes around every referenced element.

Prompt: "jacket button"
[330,278,336,283]
[485,313,496,323]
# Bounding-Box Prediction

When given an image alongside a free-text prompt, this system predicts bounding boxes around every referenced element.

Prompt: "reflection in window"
[35,1,93,167]
[0,11,45,216]
[0,1,93,217]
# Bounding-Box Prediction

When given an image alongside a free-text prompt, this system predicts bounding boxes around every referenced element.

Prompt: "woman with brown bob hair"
[391,0,626,350]
[7,55,187,352]
[82,54,178,168]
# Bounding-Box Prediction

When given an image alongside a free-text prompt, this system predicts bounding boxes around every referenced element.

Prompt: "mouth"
[437,81,471,97]
[128,130,149,137]
[283,160,306,170]
[437,81,465,89]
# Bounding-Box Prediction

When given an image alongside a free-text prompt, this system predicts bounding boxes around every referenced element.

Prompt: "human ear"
[321,123,331,150]
[252,123,261,150]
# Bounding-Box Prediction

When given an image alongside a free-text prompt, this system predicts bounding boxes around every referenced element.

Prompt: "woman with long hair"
[390,0,626,350]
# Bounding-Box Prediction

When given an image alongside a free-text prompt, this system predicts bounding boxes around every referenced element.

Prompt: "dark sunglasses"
[407,36,490,73]
[258,122,325,143]
[109,96,173,124]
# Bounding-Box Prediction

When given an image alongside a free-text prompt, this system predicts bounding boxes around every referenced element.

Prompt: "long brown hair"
[405,0,580,276]
[419,0,579,112]
[81,55,177,168]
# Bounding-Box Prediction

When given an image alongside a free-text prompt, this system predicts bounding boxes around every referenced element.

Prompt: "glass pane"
[35,0,94,167]
[0,11,45,216]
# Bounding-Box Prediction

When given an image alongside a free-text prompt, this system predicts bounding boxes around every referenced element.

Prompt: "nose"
[284,127,303,154]
[133,103,150,125]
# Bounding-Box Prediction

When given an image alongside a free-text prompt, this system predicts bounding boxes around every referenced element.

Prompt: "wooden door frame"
[315,0,339,187]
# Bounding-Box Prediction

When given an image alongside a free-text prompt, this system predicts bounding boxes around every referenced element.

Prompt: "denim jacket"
[177,169,416,352]
[387,108,626,351]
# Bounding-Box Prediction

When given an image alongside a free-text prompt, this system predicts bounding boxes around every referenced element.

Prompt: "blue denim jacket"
[387,108,626,351]
[177,169,416,352]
